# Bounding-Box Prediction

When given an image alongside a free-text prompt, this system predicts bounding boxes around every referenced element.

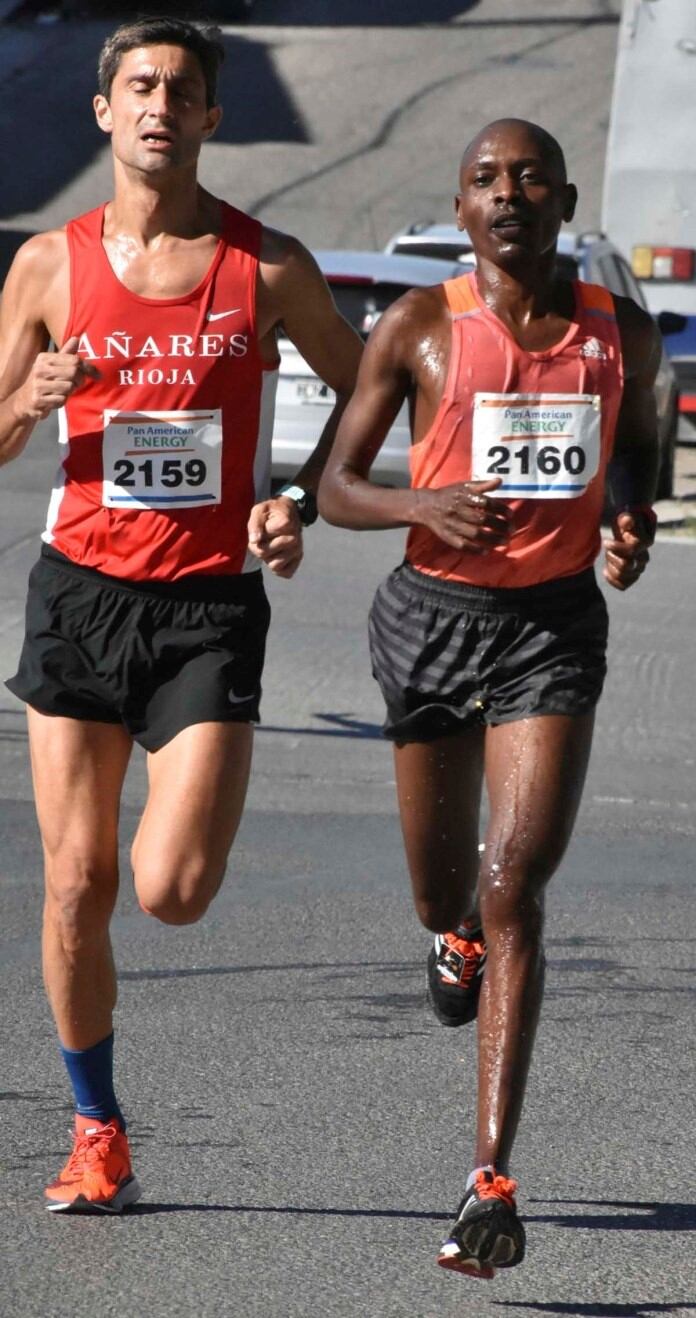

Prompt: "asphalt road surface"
[2,447,695,1318]
[1,1,623,265]
[1,4,695,1316]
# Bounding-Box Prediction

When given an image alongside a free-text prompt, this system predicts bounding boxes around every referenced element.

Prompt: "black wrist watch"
[277,484,318,526]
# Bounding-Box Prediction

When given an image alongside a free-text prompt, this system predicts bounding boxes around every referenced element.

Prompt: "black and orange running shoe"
[426,927,486,1026]
[438,1169,525,1279]
[44,1114,141,1214]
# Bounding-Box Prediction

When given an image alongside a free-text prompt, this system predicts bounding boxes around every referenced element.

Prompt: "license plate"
[295,378,336,404]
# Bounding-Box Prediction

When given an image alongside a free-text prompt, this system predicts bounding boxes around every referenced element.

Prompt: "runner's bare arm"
[603,298,661,591]
[249,231,363,577]
[257,230,363,490]
[0,233,98,468]
[318,291,509,552]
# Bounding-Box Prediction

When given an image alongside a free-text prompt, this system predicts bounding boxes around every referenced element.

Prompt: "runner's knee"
[479,859,548,941]
[134,861,223,926]
[413,865,479,932]
[44,854,118,949]
[414,891,476,933]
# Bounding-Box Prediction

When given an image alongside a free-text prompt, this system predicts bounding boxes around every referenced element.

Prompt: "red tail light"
[632,246,695,280]
[327,275,374,286]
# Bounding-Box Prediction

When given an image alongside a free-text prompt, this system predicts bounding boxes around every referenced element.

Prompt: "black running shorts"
[6,545,271,752]
[368,562,608,743]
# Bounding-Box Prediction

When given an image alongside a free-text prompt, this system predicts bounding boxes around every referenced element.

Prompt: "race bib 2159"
[102,409,222,510]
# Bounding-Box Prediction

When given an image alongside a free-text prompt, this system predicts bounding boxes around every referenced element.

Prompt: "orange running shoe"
[427,927,487,1026]
[438,1169,525,1278]
[44,1114,141,1214]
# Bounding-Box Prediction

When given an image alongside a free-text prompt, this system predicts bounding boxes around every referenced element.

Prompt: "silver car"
[272,250,462,487]
[384,223,679,498]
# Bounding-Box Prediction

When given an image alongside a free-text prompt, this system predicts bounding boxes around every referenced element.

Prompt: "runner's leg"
[28,708,133,1050]
[131,721,254,924]
[30,710,144,1210]
[393,728,485,932]
[475,711,595,1172]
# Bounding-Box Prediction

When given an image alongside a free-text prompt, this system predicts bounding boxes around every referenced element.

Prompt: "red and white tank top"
[43,202,278,580]
[407,272,624,587]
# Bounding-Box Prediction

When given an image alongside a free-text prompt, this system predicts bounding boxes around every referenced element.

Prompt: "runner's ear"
[94,94,113,136]
[562,184,577,224]
[202,105,223,141]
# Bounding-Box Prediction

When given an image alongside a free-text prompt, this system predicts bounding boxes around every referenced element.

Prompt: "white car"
[384,222,477,266]
[384,223,679,497]
[272,250,462,488]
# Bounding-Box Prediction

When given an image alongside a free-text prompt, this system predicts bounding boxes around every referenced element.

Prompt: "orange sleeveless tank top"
[406,272,623,587]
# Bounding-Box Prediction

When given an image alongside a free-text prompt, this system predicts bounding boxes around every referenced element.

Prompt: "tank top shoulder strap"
[65,204,105,272]
[442,272,480,315]
[63,206,107,342]
[66,204,105,245]
[575,280,616,319]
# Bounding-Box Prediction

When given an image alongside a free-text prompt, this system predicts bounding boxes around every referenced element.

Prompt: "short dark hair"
[98,16,225,109]
[460,119,568,184]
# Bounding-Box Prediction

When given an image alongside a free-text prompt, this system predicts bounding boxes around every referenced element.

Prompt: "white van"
[601,0,696,434]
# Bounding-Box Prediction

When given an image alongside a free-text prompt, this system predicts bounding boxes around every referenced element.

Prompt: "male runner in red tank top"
[320,119,659,1279]
[0,17,361,1213]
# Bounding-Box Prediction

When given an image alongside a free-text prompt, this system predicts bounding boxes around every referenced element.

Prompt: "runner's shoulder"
[258,225,314,277]
[364,283,447,345]
[3,229,69,315]
[387,282,448,321]
[362,283,448,371]
[257,226,336,315]
[9,228,68,281]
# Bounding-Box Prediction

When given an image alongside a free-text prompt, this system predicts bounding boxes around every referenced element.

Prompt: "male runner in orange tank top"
[0,17,361,1213]
[320,119,659,1279]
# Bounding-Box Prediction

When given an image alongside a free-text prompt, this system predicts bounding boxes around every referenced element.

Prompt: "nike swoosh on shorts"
[228,688,254,705]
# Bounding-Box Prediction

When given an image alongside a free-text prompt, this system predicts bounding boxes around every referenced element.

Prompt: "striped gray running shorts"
[368,562,608,743]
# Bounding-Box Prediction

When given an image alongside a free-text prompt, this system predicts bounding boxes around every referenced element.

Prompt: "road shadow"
[8,1,482,24]
[118,957,426,1040]
[248,1,619,25]
[526,1198,696,1233]
[125,1196,696,1245]
[493,1303,696,1316]
[259,712,383,739]
[7,2,622,23]
[0,230,39,284]
[530,934,696,1009]
[0,26,308,225]
[241,0,480,22]
[0,708,382,741]
[129,1199,452,1220]
[119,956,418,983]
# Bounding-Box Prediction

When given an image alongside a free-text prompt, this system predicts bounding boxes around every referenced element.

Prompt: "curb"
[654,499,693,530]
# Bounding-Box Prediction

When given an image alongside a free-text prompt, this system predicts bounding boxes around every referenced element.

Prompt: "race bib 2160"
[102,409,222,510]
[472,393,601,499]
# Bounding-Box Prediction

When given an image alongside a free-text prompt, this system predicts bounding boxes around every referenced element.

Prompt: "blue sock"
[59,1031,125,1130]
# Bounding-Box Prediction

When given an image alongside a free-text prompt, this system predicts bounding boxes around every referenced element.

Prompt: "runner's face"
[455,127,575,269]
[94,45,221,174]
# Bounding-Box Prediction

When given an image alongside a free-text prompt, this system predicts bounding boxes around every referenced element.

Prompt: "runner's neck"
[106,175,218,245]
[474,252,569,325]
